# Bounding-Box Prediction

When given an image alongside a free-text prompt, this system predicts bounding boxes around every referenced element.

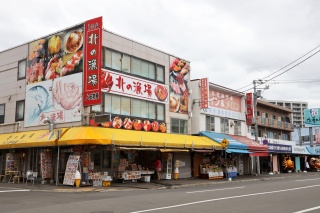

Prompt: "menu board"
[40,151,52,179]
[63,155,80,185]
[5,153,20,172]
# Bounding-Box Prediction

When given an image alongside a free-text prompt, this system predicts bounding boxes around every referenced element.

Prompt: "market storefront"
[57,126,222,186]
[0,128,67,183]
[199,131,251,177]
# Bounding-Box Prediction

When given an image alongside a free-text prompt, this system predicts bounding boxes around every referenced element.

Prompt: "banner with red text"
[83,17,102,106]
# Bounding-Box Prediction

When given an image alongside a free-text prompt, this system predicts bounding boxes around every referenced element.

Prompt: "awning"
[0,128,68,149]
[58,127,223,150]
[200,131,248,149]
[160,149,189,152]
[226,148,251,154]
[250,152,269,157]
[228,135,268,152]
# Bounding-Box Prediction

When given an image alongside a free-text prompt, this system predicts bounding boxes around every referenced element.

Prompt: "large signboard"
[101,69,169,104]
[201,89,243,120]
[304,108,320,127]
[25,73,82,127]
[200,78,209,109]
[268,144,292,153]
[83,17,102,106]
[26,23,85,127]
[169,56,190,114]
[27,25,84,84]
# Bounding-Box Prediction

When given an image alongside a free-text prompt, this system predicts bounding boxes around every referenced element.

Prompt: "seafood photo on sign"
[169,56,190,114]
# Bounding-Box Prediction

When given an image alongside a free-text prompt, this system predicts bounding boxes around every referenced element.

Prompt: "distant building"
[263,99,308,128]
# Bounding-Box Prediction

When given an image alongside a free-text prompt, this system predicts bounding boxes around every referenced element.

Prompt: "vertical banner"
[200,78,209,109]
[83,17,102,106]
[246,93,253,125]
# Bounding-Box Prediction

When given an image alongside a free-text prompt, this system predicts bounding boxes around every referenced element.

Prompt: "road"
[1,176,320,213]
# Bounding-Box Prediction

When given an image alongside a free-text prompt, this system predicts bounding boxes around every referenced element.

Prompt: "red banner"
[83,17,102,106]
[200,78,209,109]
[246,93,253,125]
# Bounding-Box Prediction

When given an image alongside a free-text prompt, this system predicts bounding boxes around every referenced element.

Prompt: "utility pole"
[253,80,260,175]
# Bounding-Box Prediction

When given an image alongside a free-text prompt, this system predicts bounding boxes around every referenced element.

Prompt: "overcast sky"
[1,0,320,108]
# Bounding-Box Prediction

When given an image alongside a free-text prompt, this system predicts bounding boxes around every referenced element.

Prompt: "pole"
[309,127,313,147]
[253,80,260,175]
[56,130,61,186]
[225,149,228,181]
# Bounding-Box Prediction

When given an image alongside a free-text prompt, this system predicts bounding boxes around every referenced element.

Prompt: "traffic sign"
[221,138,229,148]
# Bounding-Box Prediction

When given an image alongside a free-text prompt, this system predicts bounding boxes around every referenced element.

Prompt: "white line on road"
[0,189,30,193]
[186,186,245,194]
[293,206,320,213]
[130,184,320,213]
[295,178,320,181]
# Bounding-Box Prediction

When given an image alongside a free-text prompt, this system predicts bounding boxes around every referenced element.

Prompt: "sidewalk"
[1,172,319,193]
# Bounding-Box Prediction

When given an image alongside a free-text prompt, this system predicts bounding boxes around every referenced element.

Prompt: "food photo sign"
[169,56,190,114]
[101,69,169,104]
[26,24,84,84]
[25,73,82,127]
[90,114,167,133]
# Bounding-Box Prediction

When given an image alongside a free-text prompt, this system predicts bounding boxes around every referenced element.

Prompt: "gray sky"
[1,0,320,107]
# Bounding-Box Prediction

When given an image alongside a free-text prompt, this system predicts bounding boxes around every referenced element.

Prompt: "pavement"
[1,171,319,193]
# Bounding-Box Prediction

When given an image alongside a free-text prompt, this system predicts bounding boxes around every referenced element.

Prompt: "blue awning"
[226,148,251,154]
[200,131,248,149]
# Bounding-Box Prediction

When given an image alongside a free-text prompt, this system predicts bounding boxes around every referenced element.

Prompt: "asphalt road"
[1,176,320,213]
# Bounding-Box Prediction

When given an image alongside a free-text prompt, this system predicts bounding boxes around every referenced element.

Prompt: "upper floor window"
[102,93,164,121]
[220,118,229,133]
[206,116,215,131]
[0,104,5,124]
[16,100,25,121]
[18,59,26,80]
[103,48,164,83]
[171,118,188,134]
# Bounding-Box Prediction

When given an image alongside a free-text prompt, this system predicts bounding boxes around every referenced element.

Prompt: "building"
[264,99,308,128]
[252,99,294,141]
[0,17,222,184]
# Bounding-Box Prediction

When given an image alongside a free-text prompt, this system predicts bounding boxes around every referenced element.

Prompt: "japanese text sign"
[200,78,209,109]
[208,89,241,112]
[83,17,102,106]
[101,69,169,104]
[246,93,253,117]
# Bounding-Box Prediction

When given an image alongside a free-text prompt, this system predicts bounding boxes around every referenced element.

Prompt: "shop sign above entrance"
[221,138,229,148]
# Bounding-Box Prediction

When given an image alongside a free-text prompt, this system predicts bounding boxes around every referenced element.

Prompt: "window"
[234,121,241,135]
[0,104,4,124]
[220,118,229,133]
[206,116,215,131]
[15,100,25,121]
[18,59,26,80]
[102,151,111,168]
[171,118,188,134]
[103,48,165,82]
[102,93,164,121]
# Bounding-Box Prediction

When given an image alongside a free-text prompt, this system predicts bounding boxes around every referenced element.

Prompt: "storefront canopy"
[226,148,251,154]
[228,135,268,152]
[200,131,248,150]
[0,128,68,149]
[58,127,223,150]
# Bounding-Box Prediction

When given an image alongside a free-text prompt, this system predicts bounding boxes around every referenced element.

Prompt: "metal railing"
[257,116,294,131]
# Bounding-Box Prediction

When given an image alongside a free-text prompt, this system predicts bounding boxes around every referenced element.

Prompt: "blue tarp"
[200,131,248,150]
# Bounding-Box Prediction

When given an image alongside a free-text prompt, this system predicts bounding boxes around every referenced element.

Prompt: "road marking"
[130,184,320,213]
[0,189,30,193]
[293,206,320,213]
[295,178,320,181]
[186,186,245,194]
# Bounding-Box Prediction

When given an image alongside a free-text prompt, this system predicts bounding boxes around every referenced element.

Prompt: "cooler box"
[141,175,150,182]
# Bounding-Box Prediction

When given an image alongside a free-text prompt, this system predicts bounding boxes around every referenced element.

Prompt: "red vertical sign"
[246,93,253,125]
[83,17,102,106]
[200,78,209,109]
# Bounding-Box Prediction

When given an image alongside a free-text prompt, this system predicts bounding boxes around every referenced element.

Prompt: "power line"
[236,44,320,91]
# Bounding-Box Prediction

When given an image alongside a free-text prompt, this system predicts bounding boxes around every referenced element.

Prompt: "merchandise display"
[40,151,52,179]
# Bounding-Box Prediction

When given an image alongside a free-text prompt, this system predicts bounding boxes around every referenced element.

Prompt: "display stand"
[200,165,224,179]
[114,170,141,183]
[162,153,172,180]
[226,166,238,179]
